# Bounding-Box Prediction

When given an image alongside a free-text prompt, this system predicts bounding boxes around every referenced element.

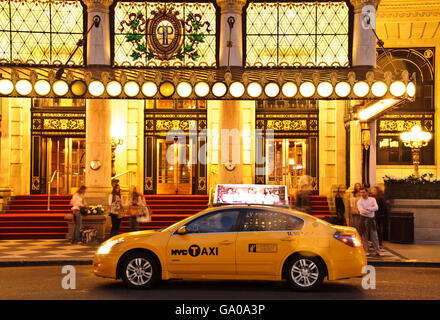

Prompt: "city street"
[1,265,439,300]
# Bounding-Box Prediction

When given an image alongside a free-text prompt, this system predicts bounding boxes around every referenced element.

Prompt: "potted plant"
[65,205,107,242]
[384,173,440,199]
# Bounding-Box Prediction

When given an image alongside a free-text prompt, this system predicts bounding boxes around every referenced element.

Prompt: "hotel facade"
[0,0,437,209]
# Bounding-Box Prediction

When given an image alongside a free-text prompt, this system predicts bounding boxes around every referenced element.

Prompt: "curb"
[0,260,93,267]
[368,260,440,268]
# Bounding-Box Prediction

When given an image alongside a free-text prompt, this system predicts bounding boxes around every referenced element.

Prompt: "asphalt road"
[0,265,440,301]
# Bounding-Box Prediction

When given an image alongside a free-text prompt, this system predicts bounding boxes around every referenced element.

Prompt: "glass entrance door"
[157,138,193,194]
[46,137,86,194]
[266,139,307,196]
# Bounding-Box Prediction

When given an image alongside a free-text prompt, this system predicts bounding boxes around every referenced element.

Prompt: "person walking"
[70,185,87,245]
[371,186,388,247]
[127,186,145,232]
[334,186,346,226]
[109,184,124,237]
[357,187,381,256]
[348,183,362,232]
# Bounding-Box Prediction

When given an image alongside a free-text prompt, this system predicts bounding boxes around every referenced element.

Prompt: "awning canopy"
[0,65,416,102]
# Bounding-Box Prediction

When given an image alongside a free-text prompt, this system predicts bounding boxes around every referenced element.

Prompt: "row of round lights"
[0,78,416,99]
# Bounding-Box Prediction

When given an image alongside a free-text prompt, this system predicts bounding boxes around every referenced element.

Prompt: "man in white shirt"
[357,187,381,256]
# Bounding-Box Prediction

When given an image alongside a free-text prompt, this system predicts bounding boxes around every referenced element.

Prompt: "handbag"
[79,206,88,216]
[137,204,151,223]
[128,205,141,216]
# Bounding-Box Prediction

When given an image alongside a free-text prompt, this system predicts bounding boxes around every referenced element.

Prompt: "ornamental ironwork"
[245,1,349,67]
[0,0,85,65]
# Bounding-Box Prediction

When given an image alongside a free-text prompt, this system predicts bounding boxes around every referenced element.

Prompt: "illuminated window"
[246,1,349,67]
[113,1,216,67]
[0,0,84,65]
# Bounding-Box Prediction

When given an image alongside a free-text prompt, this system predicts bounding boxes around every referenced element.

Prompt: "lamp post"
[400,126,432,178]
[111,137,124,178]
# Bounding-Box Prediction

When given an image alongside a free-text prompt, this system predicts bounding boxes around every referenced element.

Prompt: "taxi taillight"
[333,231,362,248]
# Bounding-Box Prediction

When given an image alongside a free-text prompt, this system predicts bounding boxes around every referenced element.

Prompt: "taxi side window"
[185,210,240,234]
[241,210,304,232]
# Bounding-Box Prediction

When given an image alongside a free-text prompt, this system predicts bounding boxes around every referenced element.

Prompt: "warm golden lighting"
[176,82,192,98]
[212,82,227,97]
[406,82,416,97]
[194,82,210,97]
[247,82,262,97]
[53,80,69,96]
[124,81,140,97]
[16,79,32,96]
[299,82,315,98]
[335,82,351,97]
[0,79,14,95]
[71,80,87,97]
[282,82,298,97]
[105,81,122,97]
[317,82,333,97]
[34,80,51,96]
[358,99,399,121]
[141,81,157,97]
[400,125,432,177]
[229,82,245,98]
[353,81,369,97]
[159,81,175,97]
[371,81,387,97]
[88,80,105,97]
[390,81,406,97]
[264,83,280,97]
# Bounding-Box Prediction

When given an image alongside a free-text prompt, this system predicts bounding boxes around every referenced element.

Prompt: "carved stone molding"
[216,0,247,14]
[83,0,113,13]
[350,0,381,11]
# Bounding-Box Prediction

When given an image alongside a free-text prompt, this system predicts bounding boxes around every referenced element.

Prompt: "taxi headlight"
[97,238,124,255]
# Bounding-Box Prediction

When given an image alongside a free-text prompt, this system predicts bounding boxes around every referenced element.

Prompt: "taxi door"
[166,209,241,275]
[235,208,303,275]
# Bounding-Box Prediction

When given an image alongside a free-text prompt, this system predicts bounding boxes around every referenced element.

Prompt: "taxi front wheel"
[285,255,325,291]
[121,252,160,289]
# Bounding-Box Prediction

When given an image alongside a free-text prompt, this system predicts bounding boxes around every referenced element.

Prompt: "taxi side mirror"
[177,226,187,235]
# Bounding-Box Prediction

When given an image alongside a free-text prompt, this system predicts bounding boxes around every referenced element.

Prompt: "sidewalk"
[0,239,439,267]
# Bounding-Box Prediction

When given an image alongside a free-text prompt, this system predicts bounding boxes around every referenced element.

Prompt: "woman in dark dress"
[371,186,388,247]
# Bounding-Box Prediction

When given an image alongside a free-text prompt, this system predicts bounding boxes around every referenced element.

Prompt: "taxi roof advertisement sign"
[214,184,289,207]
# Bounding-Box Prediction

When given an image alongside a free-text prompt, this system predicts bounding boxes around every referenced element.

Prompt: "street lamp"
[400,126,432,177]
[111,137,124,178]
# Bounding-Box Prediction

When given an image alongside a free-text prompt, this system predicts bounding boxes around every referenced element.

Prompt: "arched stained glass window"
[245,1,350,67]
[0,0,85,65]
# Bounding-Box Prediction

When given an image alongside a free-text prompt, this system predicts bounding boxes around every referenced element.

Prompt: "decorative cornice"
[216,0,247,14]
[83,0,113,13]
[350,0,381,10]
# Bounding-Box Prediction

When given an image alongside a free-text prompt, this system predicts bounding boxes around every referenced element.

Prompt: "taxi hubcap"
[126,258,153,286]
[291,259,319,287]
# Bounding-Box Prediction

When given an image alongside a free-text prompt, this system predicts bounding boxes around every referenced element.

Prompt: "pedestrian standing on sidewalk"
[334,186,346,226]
[371,186,388,247]
[348,183,362,232]
[109,184,124,237]
[70,185,87,245]
[127,186,145,232]
[357,187,381,256]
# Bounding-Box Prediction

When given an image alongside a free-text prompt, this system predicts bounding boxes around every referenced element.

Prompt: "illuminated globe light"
[299,82,316,98]
[70,80,87,97]
[212,82,227,97]
[406,82,416,98]
[159,81,175,97]
[15,79,32,96]
[353,81,369,97]
[53,80,69,96]
[141,81,157,98]
[229,82,245,98]
[317,82,333,98]
[335,82,351,97]
[34,80,51,96]
[264,82,280,98]
[389,81,406,97]
[281,82,298,98]
[371,81,388,97]
[401,125,432,148]
[247,82,262,97]
[176,82,192,98]
[88,80,105,97]
[0,79,13,95]
[106,81,122,97]
[124,81,140,97]
[194,82,210,98]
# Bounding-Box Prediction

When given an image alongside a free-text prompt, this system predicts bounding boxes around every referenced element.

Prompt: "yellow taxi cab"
[93,184,366,291]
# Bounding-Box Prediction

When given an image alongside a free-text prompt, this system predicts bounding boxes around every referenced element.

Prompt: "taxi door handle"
[220,240,233,245]
[280,237,294,241]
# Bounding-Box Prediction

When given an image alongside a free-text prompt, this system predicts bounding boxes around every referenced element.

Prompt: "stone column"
[368,120,377,187]
[350,119,363,187]
[215,0,248,185]
[351,0,380,67]
[84,0,113,202]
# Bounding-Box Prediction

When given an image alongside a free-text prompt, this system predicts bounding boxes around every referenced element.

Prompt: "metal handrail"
[111,170,133,189]
[47,170,59,210]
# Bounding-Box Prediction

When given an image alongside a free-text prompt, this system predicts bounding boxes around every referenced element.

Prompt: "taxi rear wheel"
[121,252,160,289]
[285,255,325,291]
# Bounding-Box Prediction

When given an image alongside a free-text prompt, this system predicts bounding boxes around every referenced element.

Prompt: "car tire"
[121,252,160,289]
[285,255,325,291]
